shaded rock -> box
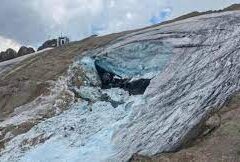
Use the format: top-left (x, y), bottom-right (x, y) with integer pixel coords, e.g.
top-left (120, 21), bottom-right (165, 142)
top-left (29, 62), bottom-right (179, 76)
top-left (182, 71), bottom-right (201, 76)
top-left (95, 62), bottom-right (151, 95)
top-left (0, 48), bottom-right (17, 62)
top-left (17, 46), bottom-right (35, 56)
top-left (0, 46), bottom-right (35, 63)
top-left (37, 39), bottom-right (57, 51)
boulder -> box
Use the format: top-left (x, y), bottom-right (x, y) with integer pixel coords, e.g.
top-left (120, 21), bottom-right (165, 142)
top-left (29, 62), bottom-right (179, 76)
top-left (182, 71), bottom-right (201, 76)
top-left (37, 39), bottom-right (57, 51)
top-left (17, 46), bottom-right (35, 56)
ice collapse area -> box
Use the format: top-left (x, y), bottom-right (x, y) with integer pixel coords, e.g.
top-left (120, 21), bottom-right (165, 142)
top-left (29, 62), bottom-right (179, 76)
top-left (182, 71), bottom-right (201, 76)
top-left (2, 10), bottom-right (240, 162)
top-left (0, 39), bottom-right (173, 162)
top-left (95, 40), bottom-right (173, 79)
top-left (94, 40), bottom-right (173, 95)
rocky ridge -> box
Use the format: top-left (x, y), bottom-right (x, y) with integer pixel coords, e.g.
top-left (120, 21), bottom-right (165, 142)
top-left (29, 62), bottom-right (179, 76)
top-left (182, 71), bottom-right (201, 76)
top-left (37, 39), bottom-right (57, 51)
top-left (0, 46), bottom-right (35, 63)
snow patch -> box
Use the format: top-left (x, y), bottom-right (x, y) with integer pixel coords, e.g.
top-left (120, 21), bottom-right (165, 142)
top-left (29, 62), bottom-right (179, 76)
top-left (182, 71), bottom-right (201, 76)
top-left (0, 48), bottom-right (53, 75)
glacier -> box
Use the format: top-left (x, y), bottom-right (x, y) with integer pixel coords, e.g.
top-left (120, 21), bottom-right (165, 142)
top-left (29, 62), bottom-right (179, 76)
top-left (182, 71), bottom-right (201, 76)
top-left (1, 10), bottom-right (240, 162)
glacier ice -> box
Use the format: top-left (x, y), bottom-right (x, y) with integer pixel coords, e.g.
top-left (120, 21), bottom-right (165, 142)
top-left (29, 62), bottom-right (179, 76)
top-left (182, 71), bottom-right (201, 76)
top-left (95, 40), bottom-right (173, 79)
top-left (2, 10), bottom-right (240, 162)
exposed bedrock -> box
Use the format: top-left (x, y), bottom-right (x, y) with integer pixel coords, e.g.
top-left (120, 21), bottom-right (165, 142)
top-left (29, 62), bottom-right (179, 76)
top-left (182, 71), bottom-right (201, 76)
top-left (17, 46), bottom-right (35, 56)
top-left (37, 39), bottom-right (57, 51)
top-left (95, 63), bottom-right (151, 95)
top-left (0, 48), bottom-right (17, 62)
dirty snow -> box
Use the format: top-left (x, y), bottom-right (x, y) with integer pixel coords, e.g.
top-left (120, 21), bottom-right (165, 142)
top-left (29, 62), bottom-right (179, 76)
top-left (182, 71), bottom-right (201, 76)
top-left (0, 87), bottom-right (144, 162)
top-left (2, 10), bottom-right (240, 162)
top-left (0, 76), bottom-right (72, 128)
top-left (0, 48), bottom-right (52, 75)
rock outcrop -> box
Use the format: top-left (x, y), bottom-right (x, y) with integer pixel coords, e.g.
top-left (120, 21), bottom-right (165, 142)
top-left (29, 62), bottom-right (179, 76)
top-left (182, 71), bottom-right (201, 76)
top-left (37, 39), bottom-right (57, 51)
top-left (0, 48), bottom-right (17, 62)
top-left (17, 46), bottom-right (35, 56)
top-left (0, 46), bottom-right (35, 63)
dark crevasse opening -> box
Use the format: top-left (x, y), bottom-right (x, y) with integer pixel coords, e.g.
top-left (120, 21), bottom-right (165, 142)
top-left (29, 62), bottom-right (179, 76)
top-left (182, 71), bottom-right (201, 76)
top-left (94, 62), bottom-right (150, 95)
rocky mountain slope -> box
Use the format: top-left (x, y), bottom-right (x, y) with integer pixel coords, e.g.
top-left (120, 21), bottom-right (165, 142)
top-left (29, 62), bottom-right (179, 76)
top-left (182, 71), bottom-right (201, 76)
top-left (1, 6), bottom-right (240, 162)
top-left (0, 46), bottom-right (35, 63)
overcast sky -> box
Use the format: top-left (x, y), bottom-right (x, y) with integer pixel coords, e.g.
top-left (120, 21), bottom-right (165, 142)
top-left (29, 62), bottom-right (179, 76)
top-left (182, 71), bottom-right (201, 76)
top-left (0, 0), bottom-right (239, 51)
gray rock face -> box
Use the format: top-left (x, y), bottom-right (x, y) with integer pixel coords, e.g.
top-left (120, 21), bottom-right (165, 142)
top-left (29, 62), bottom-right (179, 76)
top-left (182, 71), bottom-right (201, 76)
top-left (0, 48), bottom-right (17, 62)
top-left (0, 46), bottom-right (35, 63)
top-left (110, 11), bottom-right (240, 161)
top-left (17, 46), bottom-right (35, 56)
top-left (37, 39), bottom-right (57, 51)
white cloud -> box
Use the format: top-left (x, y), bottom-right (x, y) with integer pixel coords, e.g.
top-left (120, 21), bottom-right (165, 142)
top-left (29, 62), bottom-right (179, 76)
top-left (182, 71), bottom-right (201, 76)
top-left (0, 0), bottom-right (239, 48)
top-left (0, 36), bottom-right (21, 52)
top-left (28, 0), bottom-right (168, 39)
top-left (28, 0), bottom-right (238, 39)
top-left (166, 0), bottom-right (240, 19)
top-left (94, 0), bottom-right (167, 34)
